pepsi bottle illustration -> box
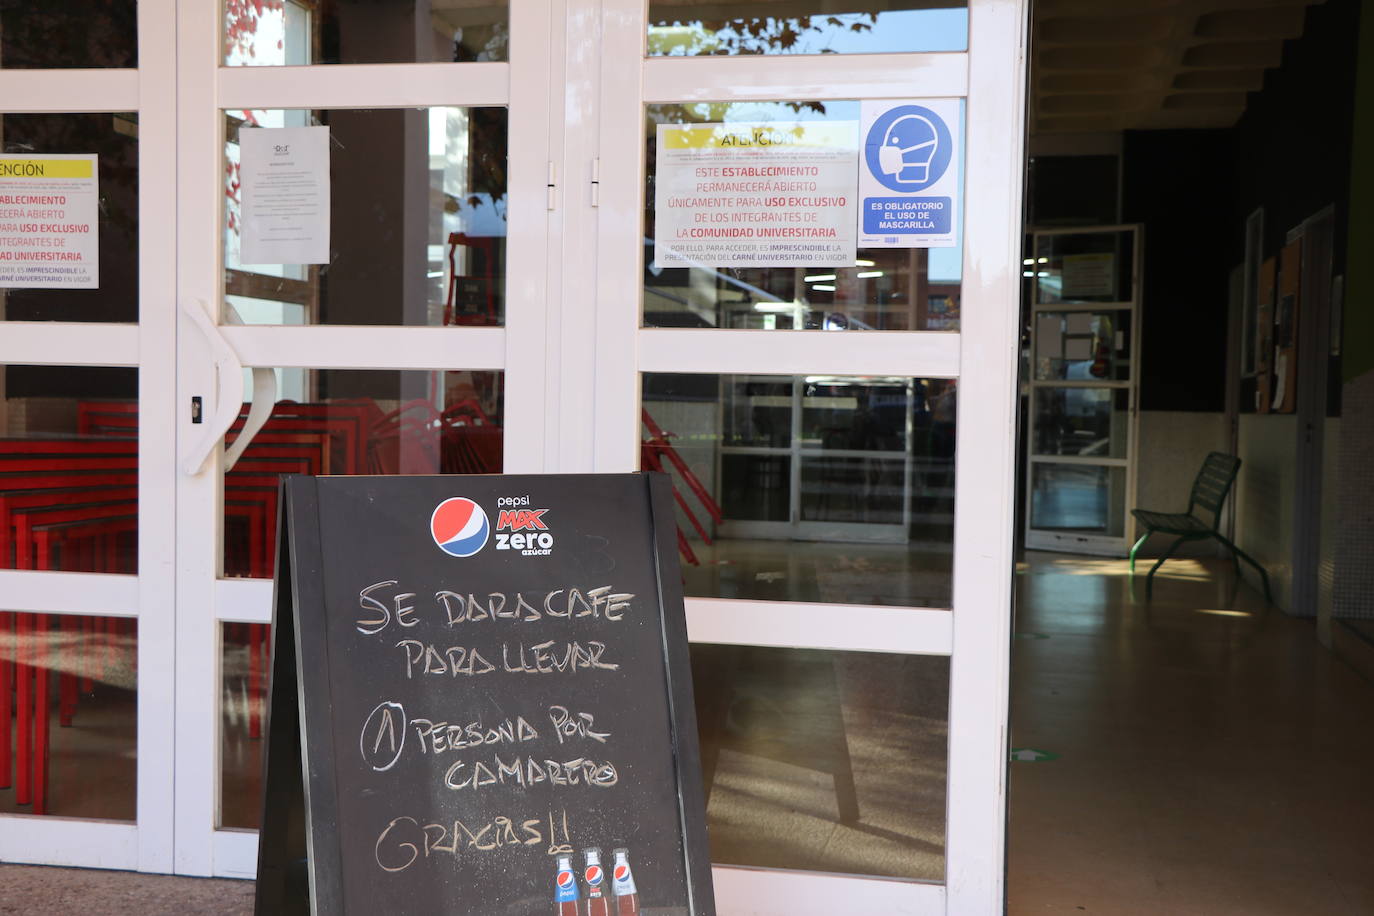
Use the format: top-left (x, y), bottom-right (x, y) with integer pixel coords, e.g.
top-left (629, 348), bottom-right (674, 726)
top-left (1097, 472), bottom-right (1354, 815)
top-left (582, 847), bottom-right (610, 916)
top-left (611, 848), bottom-right (641, 916)
top-left (554, 854), bottom-right (580, 916)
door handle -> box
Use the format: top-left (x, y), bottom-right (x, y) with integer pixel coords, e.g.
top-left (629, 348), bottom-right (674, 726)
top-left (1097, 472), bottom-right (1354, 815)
top-left (181, 300), bottom-right (279, 475)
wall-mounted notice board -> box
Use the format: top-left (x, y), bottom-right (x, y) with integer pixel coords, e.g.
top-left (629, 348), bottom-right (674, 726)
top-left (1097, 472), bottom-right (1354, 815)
top-left (254, 473), bottom-right (715, 916)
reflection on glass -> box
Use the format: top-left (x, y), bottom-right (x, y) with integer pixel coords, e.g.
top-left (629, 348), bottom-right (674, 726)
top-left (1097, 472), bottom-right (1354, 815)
top-left (0, 612), bottom-right (137, 820)
top-left (0, 113), bottom-right (139, 323)
top-left (691, 644), bottom-right (947, 878)
top-left (0, 366), bottom-right (138, 573)
top-left (224, 0), bottom-right (509, 65)
top-left (1033, 311), bottom-right (1131, 381)
top-left (1033, 230), bottom-right (1135, 305)
top-left (644, 102), bottom-right (962, 332)
top-left (1032, 388), bottom-right (1129, 459)
top-left (0, 4), bottom-right (137, 68)
top-left (647, 2), bottom-right (967, 56)
top-left (1029, 462), bottom-right (1127, 537)
top-left (223, 107), bottom-right (507, 327)
top-left (643, 373), bottom-right (955, 608)
top-left (221, 621), bottom-right (268, 829)
top-left (221, 369), bottom-right (503, 578)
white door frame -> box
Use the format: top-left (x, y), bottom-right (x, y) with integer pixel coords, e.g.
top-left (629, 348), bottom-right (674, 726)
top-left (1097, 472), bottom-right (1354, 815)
top-left (171, 0), bottom-right (556, 877)
top-left (592, 1), bottom-right (1027, 911)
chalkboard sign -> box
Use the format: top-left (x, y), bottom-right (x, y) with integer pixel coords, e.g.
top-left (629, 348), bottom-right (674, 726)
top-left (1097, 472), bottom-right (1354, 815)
top-left (255, 473), bottom-right (714, 916)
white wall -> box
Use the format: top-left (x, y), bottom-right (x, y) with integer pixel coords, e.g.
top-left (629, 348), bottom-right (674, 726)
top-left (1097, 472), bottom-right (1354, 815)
top-left (1131, 410), bottom-right (1228, 556)
top-left (1236, 413), bottom-right (1298, 609)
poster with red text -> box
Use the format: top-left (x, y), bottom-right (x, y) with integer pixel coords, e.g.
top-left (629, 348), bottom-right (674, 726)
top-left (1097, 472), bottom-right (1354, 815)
top-left (0, 154), bottom-right (99, 288)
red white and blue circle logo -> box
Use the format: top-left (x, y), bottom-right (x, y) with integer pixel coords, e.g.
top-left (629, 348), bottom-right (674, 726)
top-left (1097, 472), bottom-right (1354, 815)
top-left (584, 865), bottom-right (603, 886)
top-left (430, 497), bottom-right (490, 557)
top-left (614, 865), bottom-right (629, 882)
top-left (557, 870), bottom-right (576, 891)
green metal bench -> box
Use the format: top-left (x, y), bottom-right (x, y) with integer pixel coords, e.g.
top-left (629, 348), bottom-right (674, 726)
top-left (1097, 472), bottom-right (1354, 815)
top-left (1128, 451), bottom-right (1271, 601)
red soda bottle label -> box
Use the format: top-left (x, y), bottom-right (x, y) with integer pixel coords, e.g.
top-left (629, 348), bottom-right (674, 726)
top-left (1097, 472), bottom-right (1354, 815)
top-left (585, 864), bottom-right (609, 916)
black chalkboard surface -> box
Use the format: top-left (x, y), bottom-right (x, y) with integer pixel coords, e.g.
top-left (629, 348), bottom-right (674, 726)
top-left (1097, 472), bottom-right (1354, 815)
top-left (255, 473), bottom-right (714, 916)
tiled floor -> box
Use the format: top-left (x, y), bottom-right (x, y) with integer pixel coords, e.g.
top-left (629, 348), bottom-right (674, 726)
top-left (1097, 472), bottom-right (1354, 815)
top-left (1008, 551), bottom-right (1374, 914)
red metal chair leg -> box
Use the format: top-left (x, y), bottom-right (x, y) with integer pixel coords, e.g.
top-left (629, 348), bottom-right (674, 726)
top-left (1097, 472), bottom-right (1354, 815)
top-left (16, 612), bottom-right (31, 805)
top-left (0, 611), bottom-right (11, 789)
top-left (33, 615), bottom-right (50, 815)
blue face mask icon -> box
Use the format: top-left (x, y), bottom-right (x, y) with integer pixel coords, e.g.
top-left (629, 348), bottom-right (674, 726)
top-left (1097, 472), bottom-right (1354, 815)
top-left (864, 104), bottom-right (953, 194)
top-left (878, 114), bottom-right (939, 184)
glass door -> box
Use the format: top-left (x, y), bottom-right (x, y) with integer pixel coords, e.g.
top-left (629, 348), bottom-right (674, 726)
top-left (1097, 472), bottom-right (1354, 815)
top-left (590, 0), bottom-right (1027, 911)
top-left (0, 0), bottom-right (178, 871)
top-left (171, 0), bottom-right (553, 876)
top-left (1025, 226), bottom-right (1142, 556)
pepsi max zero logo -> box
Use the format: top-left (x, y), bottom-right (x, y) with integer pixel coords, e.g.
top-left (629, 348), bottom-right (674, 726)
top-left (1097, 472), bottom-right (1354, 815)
top-left (430, 498), bottom-right (490, 557)
top-left (584, 865), bottom-right (603, 886)
top-left (493, 496), bottom-right (554, 556)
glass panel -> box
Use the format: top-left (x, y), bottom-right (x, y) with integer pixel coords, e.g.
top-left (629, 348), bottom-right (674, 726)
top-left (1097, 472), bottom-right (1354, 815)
top-left (0, 4), bottom-right (137, 68)
top-left (0, 612), bottom-right (137, 819)
top-left (647, 2), bottom-right (967, 56)
top-left (221, 620), bottom-right (268, 829)
top-left (0, 113), bottom-right (139, 323)
top-left (691, 644), bottom-right (947, 879)
top-left (800, 456), bottom-right (905, 523)
top-left (1033, 230), bottom-right (1134, 305)
top-left (0, 366), bottom-right (138, 574)
top-left (223, 107), bottom-right (507, 327)
top-left (1032, 310), bottom-right (1131, 381)
top-left (643, 373), bottom-right (956, 608)
top-left (221, 369), bottom-right (502, 578)
top-left (224, 0), bottom-right (509, 65)
top-left (1032, 388), bottom-right (1130, 459)
top-left (644, 101), bottom-right (963, 332)
top-left (1029, 462), bottom-right (1127, 538)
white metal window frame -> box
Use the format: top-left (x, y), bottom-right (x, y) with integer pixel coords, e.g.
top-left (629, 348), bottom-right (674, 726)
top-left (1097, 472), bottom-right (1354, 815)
top-left (1024, 224), bottom-right (1143, 557)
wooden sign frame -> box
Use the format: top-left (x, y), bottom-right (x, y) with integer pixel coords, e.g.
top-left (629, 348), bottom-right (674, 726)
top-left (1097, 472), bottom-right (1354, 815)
top-left (255, 473), bottom-right (715, 916)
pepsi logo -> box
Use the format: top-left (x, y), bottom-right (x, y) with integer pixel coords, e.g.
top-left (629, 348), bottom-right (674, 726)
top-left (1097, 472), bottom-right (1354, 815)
top-left (584, 865), bottom-right (603, 886)
top-left (430, 497), bottom-right (490, 557)
top-left (614, 865), bottom-right (629, 881)
top-left (557, 871), bottom-right (576, 890)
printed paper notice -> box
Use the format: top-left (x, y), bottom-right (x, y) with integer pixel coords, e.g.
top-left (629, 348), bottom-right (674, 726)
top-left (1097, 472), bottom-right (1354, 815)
top-left (0, 154), bottom-right (99, 289)
top-left (1062, 253), bottom-right (1115, 298)
top-left (858, 99), bottom-right (962, 248)
top-left (240, 126), bottom-right (330, 265)
top-left (654, 121), bottom-right (858, 269)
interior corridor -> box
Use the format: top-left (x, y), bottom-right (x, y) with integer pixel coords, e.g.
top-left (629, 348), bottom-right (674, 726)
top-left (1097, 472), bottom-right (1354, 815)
top-left (1008, 551), bottom-right (1374, 914)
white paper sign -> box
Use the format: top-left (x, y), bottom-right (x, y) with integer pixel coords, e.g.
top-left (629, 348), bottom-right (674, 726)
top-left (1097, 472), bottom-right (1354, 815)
top-left (0, 154), bottom-right (99, 289)
top-left (654, 121), bottom-right (858, 269)
top-left (240, 126), bottom-right (330, 265)
top-left (857, 99), bottom-right (961, 248)
top-left (1062, 253), bottom-right (1115, 298)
